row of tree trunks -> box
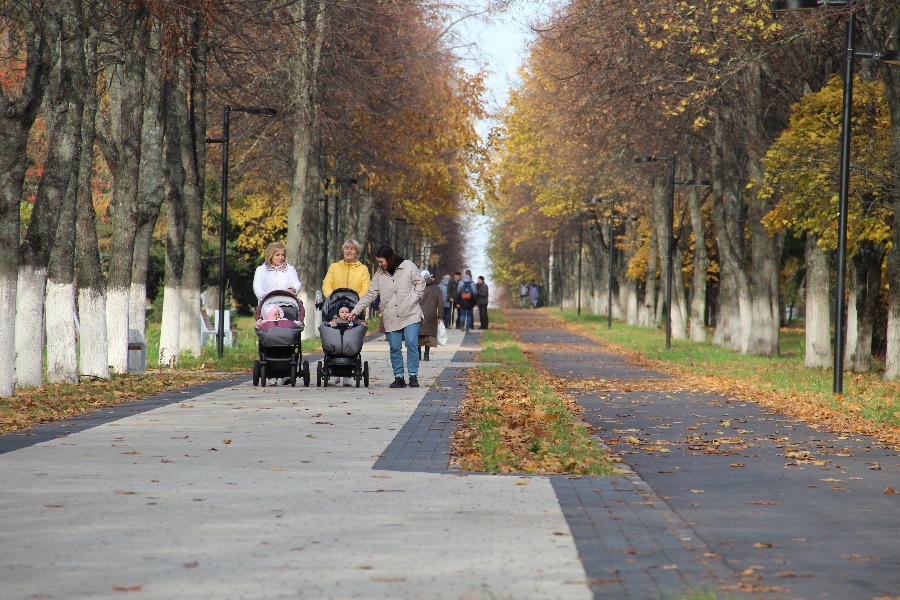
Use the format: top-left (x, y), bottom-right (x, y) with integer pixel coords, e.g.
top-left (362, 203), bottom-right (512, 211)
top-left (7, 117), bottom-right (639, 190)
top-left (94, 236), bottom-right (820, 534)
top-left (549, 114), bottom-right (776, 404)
top-left (688, 188), bottom-right (710, 342)
top-left (16, 1), bottom-right (80, 388)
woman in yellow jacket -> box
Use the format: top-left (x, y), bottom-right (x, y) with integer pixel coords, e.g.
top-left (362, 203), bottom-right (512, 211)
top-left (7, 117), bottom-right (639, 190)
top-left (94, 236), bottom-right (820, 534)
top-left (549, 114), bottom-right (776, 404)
top-left (323, 239), bottom-right (371, 297)
top-left (322, 239), bottom-right (371, 386)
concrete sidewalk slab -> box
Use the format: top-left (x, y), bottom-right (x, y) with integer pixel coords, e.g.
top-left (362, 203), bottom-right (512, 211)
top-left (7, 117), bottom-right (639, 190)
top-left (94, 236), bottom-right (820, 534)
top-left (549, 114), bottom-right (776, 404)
top-left (0, 328), bottom-right (592, 600)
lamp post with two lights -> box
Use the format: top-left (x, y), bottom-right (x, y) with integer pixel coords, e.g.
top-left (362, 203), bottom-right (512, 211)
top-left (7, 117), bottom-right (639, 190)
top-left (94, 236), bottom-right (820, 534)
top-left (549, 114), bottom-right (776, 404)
top-left (206, 105), bottom-right (277, 358)
top-left (635, 155), bottom-right (710, 350)
top-left (772, 0), bottom-right (900, 393)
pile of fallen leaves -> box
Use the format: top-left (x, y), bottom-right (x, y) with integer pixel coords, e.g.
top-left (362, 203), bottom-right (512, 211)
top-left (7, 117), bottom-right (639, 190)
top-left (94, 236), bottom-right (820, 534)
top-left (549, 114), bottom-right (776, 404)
top-left (0, 372), bottom-right (230, 434)
top-left (451, 329), bottom-right (615, 475)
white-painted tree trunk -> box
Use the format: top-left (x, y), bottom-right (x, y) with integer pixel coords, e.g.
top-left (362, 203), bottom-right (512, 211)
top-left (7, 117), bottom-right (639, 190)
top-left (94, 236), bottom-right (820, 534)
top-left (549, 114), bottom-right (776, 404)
top-left (0, 275), bottom-right (17, 396)
top-left (15, 265), bottom-right (48, 388)
top-left (129, 267), bottom-right (148, 346)
top-left (78, 287), bottom-right (109, 378)
top-left (804, 237), bottom-right (832, 368)
top-left (625, 278), bottom-right (638, 325)
top-left (158, 285), bottom-right (181, 367)
top-left (179, 287), bottom-right (202, 356)
top-left (844, 271), bottom-right (857, 370)
top-left (45, 280), bottom-right (78, 383)
top-left (106, 288), bottom-right (130, 374)
top-left (884, 302), bottom-right (900, 379)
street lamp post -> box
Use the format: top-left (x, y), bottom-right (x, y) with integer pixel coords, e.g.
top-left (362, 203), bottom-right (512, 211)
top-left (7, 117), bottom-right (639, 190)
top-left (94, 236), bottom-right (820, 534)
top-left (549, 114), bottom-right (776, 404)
top-left (772, 0), bottom-right (900, 393)
top-left (635, 155), bottom-right (710, 350)
top-left (206, 105), bottom-right (276, 358)
top-left (601, 197), bottom-right (615, 330)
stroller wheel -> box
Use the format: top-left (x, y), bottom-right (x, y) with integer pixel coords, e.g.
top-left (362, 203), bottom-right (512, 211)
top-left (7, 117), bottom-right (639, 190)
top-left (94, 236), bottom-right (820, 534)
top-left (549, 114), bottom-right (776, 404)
top-left (316, 361), bottom-right (322, 387)
top-left (252, 360), bottom-right (260, 386)
top-left (363, 361), bottom-right (369, 387)
top-left (260, 363), bottom-right (267, 387)
top-left (290, 362), bottom-right (297, 387)
top-left (302, 360), bottom-right (310, 387)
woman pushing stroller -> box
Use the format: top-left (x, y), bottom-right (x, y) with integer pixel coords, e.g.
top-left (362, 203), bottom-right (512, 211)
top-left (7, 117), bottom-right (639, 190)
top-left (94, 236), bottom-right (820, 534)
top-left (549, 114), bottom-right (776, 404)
top-left (348, 245), bottom-right (424, 388)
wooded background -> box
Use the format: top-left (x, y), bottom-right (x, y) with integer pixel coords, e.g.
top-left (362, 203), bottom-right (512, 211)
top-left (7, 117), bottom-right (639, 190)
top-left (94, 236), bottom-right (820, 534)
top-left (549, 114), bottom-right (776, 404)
top-left (487, 0), bottom-right (900, 381)
top-left (0, 0), bottom-right (485, 396)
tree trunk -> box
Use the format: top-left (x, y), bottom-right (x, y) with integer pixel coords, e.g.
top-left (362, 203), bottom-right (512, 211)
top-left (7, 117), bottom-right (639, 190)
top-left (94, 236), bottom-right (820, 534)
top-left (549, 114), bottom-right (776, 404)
top-left (179, 13), bottom-right (207, 357)
top-left (128, 27), bottom-right (165, 352)
top-left (74, 20), bottom-right (107, 380)
top-left (851, 241), bottom-right (885, 373)
top-left (101, 5), bottom-right (149, 374)
top-left (158, 74), bottom-right (187, 367)
top-left (0, 3), bottom-right (50, 397)
top-left (46, 164), bottom-right (79, 384)
top-left (844, 262), bottom-right (857, 369)
top-left (880, 8), bottom-right (900, 379)
top-left (652, 177), bottom-right (687, 339)
top-left (641, 226), bottom-right (657, 328)
top-left (16, 3), bottom-right (80, 387)
top-left (804, 235), bottom-right (832, 368)
top-left (689, 189), bottom-right (710, 342)
top-left (297, 150), bottom-right (324, 339)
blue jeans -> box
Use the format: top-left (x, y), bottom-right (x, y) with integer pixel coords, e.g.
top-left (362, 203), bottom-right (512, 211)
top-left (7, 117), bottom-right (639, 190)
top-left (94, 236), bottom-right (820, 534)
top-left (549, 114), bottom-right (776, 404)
top-left (459, 307), bottom-right (474, 332)
top-left (385, 322), bottom-right (420, 378)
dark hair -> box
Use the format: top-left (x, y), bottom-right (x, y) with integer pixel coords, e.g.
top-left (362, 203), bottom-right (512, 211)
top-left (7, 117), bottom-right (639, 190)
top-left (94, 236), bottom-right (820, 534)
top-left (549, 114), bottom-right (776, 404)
top-left (478, 276), bottom-right (484, 281)
top-left (454, 271), bottom-right (461, 276)
top-left (375, 245), bottom-right (403, 275)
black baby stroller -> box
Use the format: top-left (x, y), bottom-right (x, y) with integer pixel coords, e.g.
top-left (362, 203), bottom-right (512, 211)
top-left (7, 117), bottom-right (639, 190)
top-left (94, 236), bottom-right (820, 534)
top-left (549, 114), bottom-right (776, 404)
top-left (252, 290), bottom-right (310, 387)
top-left (317, 288), bottom-right (369, 387)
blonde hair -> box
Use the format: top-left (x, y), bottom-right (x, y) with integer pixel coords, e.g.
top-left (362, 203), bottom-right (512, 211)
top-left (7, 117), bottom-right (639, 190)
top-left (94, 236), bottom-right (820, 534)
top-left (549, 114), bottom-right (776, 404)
top-left (264, 242), bottom-right (287, 264)
top-left (342, 239), bottom-right (362, 259)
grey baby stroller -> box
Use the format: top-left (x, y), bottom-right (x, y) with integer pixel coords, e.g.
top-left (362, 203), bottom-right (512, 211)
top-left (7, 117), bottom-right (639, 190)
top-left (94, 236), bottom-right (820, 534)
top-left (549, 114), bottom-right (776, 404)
top-left (253, 290), bottom-right (310, 387)
top-left (317, 288), bottom-right (369, 387)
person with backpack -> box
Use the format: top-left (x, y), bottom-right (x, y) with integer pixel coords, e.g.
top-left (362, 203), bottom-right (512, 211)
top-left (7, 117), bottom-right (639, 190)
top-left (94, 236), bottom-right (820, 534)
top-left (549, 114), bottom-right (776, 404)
top-left (518, 281), bottom-right (528, 308)
top-left (455, 271), bottom-right (478, 333)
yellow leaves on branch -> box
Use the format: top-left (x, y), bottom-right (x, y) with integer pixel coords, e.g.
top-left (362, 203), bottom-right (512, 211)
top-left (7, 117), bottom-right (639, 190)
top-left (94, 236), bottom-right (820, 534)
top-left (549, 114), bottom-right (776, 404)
top-left (760, 75), bottom-right (892, 250)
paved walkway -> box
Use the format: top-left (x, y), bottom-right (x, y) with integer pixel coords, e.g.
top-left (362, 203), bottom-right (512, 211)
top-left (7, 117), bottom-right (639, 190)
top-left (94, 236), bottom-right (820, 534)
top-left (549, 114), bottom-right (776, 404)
top-left (1, 312), bottom-right (898, 599)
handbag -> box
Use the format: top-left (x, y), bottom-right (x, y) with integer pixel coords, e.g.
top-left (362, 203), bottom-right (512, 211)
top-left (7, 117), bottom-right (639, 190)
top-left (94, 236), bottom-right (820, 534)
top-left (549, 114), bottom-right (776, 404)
top-left (437, 321), bottom-right (448, 346)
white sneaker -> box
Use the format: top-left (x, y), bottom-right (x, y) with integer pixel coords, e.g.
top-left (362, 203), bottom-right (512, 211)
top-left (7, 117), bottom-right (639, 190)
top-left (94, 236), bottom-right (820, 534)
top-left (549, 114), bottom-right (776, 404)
top-left (329, 377), bottom-right (340, 386)
top-left (342, 377), bottom-right (353, 386)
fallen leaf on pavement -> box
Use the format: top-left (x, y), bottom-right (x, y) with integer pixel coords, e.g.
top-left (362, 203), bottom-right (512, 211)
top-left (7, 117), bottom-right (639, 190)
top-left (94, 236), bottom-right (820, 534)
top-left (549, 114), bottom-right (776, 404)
top-left (267, 466), bottom-right (285, 471)
top-left (182, 561), bottom-right (198, 568)
top-left (730, 463), bottom-right (745, 467)
top-left (515, 479), bottom-right (529, 485)
top-left (112, 585), bottom-right (143, 592)
top-left (114, 490), bottom-right (136, 495)
top-left (820, 478), bottom-right (842, 482)
top-left (121, 451), bottom-right (142, 455)
top-left (752, 542), bottom-right (773, 548)
top-left (222, 439), bottom-right (231, 444)
top-left (746, 501), bottom-right (780, 505)
top-left (885, 487), bottom-right (898, 495)
top-left (690, 489), bottom-right (704, 493)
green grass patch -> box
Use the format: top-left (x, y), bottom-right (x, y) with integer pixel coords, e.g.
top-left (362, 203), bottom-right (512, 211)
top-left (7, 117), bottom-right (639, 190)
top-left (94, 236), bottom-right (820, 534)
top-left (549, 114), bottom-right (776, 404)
top-left (557, 310), bottom-right (900, 429)
top-left (455, 324), bottom-right (616, 475)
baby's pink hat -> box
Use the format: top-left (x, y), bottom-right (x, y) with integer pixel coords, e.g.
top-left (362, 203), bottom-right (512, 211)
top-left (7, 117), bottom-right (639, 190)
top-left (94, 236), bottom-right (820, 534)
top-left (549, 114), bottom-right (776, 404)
top-left (264, 305), bottom-right (283, 320)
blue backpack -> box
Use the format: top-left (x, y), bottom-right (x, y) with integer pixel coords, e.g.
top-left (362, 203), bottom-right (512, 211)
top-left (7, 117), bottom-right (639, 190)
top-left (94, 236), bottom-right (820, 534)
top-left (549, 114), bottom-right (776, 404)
top-left (460, 282), bottom-right (473, 301)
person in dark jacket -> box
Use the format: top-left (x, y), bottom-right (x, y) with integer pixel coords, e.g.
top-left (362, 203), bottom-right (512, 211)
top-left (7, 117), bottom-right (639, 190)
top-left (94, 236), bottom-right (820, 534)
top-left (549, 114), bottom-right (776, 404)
top-left (455, 272), bottom-right (478, 333)
top-left (448, 271), bottom-right (461, 329)
top-left (476, 276), bottom-right (489, 330)
top-left (418, 270), bottom-right (443, 360)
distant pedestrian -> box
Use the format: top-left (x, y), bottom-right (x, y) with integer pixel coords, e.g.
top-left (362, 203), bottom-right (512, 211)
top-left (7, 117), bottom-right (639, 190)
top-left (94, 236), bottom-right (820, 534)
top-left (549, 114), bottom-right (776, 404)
top-left (527, 280), bottom-right (539, 309)
top-left (476, 276), bottom-right (489, 330)
top-left (418, 270), bottom-right (443, 361)
top-left (518, 281), bottom-right (528, 308)
top-left (449, 271), bottom-right (462, 329)
top-left (439, 274), bottom-right (452, 326)
top-left (349, 245), bottom-right (424, 388)
top-left (455, 272), bottom-right (478, 333)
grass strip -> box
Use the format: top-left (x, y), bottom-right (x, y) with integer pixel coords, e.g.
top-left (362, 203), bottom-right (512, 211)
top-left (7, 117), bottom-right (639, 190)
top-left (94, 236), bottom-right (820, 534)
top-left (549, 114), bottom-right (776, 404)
top-left (556, 310), bottom-right (900, 444)
top-left (453, 320), bottom-right (615, 475)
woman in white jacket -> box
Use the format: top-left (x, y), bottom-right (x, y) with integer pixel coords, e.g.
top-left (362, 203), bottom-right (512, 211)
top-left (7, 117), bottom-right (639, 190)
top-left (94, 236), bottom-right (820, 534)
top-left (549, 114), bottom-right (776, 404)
top-left (253, 242), bottom-right (302, 302)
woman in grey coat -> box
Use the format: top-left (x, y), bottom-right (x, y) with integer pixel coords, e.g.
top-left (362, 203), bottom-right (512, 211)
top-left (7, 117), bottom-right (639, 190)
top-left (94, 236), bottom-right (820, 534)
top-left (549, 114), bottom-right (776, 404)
top-left (350, 245), bottom-right (425, 388)
top-left (417, 270), bottom-right (443, 361)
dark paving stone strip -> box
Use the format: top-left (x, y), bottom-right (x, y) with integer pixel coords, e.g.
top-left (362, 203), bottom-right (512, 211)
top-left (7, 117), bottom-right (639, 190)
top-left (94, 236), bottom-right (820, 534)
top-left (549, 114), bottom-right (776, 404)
top-left (372, 367), bottom-right (466, 473)
top-left (553, 475), bottom-right (732, 600)
top-left (0, 374), bottom-right (250, 455)
top-left (451, 350), bottom-right (479, 362)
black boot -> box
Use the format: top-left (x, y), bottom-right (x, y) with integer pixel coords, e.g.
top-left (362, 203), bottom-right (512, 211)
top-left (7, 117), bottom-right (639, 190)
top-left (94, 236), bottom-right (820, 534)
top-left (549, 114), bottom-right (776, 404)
top-left (389, 377), bottom-right (407, 388)
top-left (424, 347), bottom-right (430, 361)
top-left (408, 376), bottom-right (419, 387)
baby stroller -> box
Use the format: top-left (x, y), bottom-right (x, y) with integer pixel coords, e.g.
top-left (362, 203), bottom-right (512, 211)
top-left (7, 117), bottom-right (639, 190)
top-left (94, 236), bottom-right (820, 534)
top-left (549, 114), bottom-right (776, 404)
top-left (317, 288), bottom-right (369, 387)
top-left (252, 290), bottom-right (310, 387)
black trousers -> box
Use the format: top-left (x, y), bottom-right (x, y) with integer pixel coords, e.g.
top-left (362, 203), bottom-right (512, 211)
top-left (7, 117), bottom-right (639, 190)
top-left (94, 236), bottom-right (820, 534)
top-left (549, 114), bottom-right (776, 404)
top-left (478, 304), bottom-right (488, 329)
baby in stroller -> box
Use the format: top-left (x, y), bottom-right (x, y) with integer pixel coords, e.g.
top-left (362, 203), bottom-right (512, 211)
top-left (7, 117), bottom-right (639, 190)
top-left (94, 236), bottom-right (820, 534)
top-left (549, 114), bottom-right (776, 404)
top-left (253, 290), bottom-right (310, 387)
top-left (317, 288), bottom-right (369, 387)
